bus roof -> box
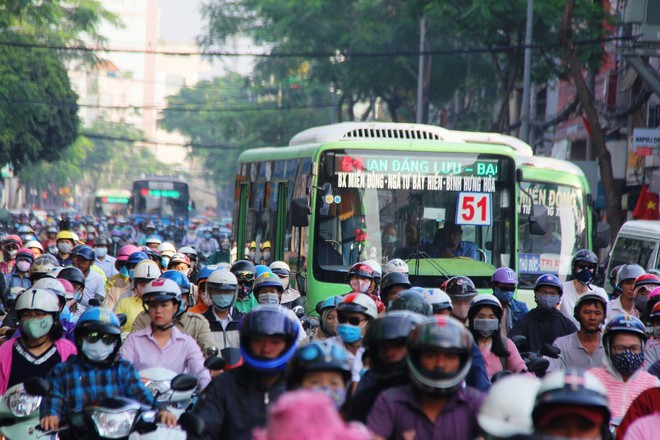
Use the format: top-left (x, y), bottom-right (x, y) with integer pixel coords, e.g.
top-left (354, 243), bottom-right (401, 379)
top-left (518, 155), bottom-right (587, 178)
top-left (94, 189), bottom-right (131, 197)
top-left (288, 122), bottom-right (533, 156)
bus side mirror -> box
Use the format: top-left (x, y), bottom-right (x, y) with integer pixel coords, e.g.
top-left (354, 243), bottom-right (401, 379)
top-left (529, 205), bottom-right (548, 236)
top-left (594, 222), bottom-right (610, 249)
top-left (291, 198), bottom-right (310, 227)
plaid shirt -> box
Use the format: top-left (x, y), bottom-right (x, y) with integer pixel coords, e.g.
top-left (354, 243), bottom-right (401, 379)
top-left (40, 355), bottom-right (153, 418)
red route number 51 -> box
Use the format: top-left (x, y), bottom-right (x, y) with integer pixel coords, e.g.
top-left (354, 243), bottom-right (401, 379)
top-left (456, 193), bottom-right (492, 226)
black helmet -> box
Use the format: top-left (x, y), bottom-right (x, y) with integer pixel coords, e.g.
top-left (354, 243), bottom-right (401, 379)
top-left (286, 340), bottom-right (351, 389)
top-left (363, 311), bottom-right (425, 381)
top-left (94, 235), bottom-right (110, 246)
top-left (571, 249), bottom-right (598, 276)
top-left (616, 264), bottom-right (646, 289)
top-left (534, 274), bottom-right (563, 295)
top-left (388, 289), bottom-right (432, 316)
top-left (239, 305), bottom-right (299, 374)
top-left (231, 259), bottom-right (256, 285)
top-left (609, 264), bottom-right (623, 292)
top-left (602, 314), bottom-right (647, 356)
top-left (380, 272), bottom-right (412, 301)
top-left (573, 292), bottom-right (608, 322)
top-left (57, 266), bottom-right (86, 289)
top-left (73, 244), bottom-right (96, 261)
top-left (444, 276), bottom-right (478, 299)
top-left (407, 316), bottom-right (473, 396)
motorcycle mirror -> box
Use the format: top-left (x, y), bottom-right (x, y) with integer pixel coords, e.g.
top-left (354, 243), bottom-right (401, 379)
top-left (540, 343), bottom-right (561, 359)
top-left (116, 313), bottom-right (128, 328)
top-left (206, 347), bottom-right (219, 358)
top-left (170, 374), bottom-right (198, 392)
top-left (292, 305), bottom-right (305, 318)
top-left (204, 356), bottom-right (226, 371)
top-left (88, 299), bottom-right (101, 307)
top-left (510, 335), bottom-right (528, 353)
top-left (24, 377), bottom-right (51, 396)
top-left (179, 412), bottom-right (205, 437)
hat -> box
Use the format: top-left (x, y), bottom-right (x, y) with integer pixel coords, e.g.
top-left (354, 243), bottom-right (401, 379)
top-left (536, 404), bottom-right (605, 430)
top-left (251, 390), bottom-right (370, 440)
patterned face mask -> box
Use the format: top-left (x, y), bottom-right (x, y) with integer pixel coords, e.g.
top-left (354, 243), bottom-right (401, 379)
top-left (350, 278), bottom-right (370, 294)
top-left (610, 351), bottom-right (644, 377)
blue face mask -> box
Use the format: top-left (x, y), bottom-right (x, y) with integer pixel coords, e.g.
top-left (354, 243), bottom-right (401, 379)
top-left (204, 233), bottom-right (212, 239)
top-left (337, 323), bottom-right (362, 343)
top-left (211, 294), bottom-right (234, 310)
top-left (493, 287), bottom-right (514, 304)
top-left (128, 269), bottom-right (135, 280)
top-left (385, 235), bottom-right (397, 244)
top-left (119, 266), bottom-right (129, 278)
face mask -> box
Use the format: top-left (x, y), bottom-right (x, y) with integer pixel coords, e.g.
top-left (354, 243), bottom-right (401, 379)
top-left (237, 284), bottom-right (252, 299)
top-left (21, 315), bottom-right (54, 340)
top-left (654, 325), bottom-right (660, 339)
top-left (536, 294), bottom-right (560, 311)
top-left (48, 246), bottom-right (58, 255)
top-left (493, 288), bottom-right (514, 305)
top-left (161, 257), bottom-right (170, 268)
top-left (112, 236), bottom-right (121, 243)
top-left (279, 277), bottom-right (290, 290)
top-left (311, 386), bottom-right (347, 408)
top-left (88, 233), bottom-right (96, 240)
top-left (610, 351), bottom-right (644, 377)
top-left (575, 267), bottom-right (593, 285)
top-left (128, 269), bottom-right (135, 280)
top-left (263, 251), bottom-right (271, 261)
top-left (473, 318), bottom-right (499, 338)
top-left (119, 266), bottom-right (129, 278)
top-left (204, 233), bottom-right (212, 239)
top-left (82, 339), bottom-right (116, 362)
top-left (350, 278), bottom-right (371, 294)
top-left (337, 323), bottom-right (362, 343)
top-left (95, 247), bottom-right (107, 258)
top-left (58, 243), bottom-right (73, 254)
top-left (635, 295), bottom-right (650, 315)
top-left (211, 294), bottom-right (234, 310)
top-left (221, 242), bottom-right (230, 251)
top-left (249, 251), bottom-right (256, 260)
top-left (16, 261), bottom-right (31, 273)
top-left (6, 249), bottom-right (18, 259)
top-left (385, 235), bottom-right (397, 244)
top-left (258, 293), bottom-right (280, 305)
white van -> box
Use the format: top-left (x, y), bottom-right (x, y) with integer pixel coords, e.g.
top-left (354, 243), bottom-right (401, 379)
top-left (605, 220), bottom-right (660, 293)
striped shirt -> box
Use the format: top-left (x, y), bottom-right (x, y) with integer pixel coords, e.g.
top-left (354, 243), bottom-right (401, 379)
top-left (589, 363), bottom-right (659, 420)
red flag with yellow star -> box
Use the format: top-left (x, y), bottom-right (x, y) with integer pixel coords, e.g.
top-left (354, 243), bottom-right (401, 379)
top-left (633, 184), bottom-right (659, 220)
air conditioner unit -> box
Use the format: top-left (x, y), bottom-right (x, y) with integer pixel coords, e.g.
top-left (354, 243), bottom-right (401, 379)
top-left (624, 0), bottom-right (660, 43)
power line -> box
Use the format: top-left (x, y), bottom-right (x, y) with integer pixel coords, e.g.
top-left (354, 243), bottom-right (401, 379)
top-left (80, 132), bottom-right (239, 149)
top-left (0, 35), bottom-right (633, 58)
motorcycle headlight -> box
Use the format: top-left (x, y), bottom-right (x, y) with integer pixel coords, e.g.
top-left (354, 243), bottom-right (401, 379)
top-left (5, 389), bottom-right (41, 418)
top-left (90, 409), bottom-right (138, 439)
top-left (144, 380), bottom-right (172, 401)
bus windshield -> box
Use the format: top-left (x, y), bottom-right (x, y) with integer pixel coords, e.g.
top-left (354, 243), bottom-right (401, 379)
top-left (517, 181), bottom-right (588, 288)
top-left (132, 180), bottom-right (189, 219)
top-left (313, 149), bottom-right (516, 288)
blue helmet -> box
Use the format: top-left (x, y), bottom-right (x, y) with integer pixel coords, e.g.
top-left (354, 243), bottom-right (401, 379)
top-left (602, 314), bottom-right (647, 356)
top-left (255, 264), bottom-right (272, 278)
top-left (73, 245), bottom-right (96, 261)
top-left (198, 264), bottom-right (221, 283)
top-left (239, 305), bottom-right (299, 374)
top-left (159, 270), bottom-right (191, 295)
top-left (534, 274), bottom-right (563, 295)
top-left (74, 307), bottom-right (122, 365)
top-left (286, 340), bottom-right (351, 389)
top-left (127, 251), bottom-right (149, 265)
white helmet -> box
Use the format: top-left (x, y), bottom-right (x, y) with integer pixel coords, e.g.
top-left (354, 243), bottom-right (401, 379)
top-left (145, 235), bottom-right (162, 246)
top-left (32, 278), bottom-right (67, 301)
top-left (337, 292), bottom-right (379, 320)
top-left (363, 260), bottom-right (382, 278)
top-left (386, 258), bottom-right (409, 274)
top-left (423, 288), bottom-right (453, 313)
top-left (15, 288), bottom-right (60, 313)
top-left (25, 240), bottom-right (44, 251)
top-left (269, 261), bottom-right (290, 276)
top-left (178, 246), bottom-right (197, 256)
top-left (133, 260), bottom-right (161, 280)
top-left (478, 375), bottom-right (541, 438)
top-left (157, 242), bottom-right (177, 257)
top-left (207, 270), bottom-right (238, 294)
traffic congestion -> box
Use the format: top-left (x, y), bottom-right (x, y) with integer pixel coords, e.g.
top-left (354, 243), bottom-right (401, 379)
top-left (0, 197), bottom-right (658, 439)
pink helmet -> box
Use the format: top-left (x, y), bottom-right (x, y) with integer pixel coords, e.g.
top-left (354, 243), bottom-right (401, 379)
top-left (492, 267), bottom-right (518, 284)
top-left (117, 245), bottom-right (140, 262)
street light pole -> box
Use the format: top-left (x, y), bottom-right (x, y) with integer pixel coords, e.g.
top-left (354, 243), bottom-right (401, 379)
top-left (521, 0), bottom-right (534, 143)
top-left (416, 15), bottom-right (426, 124)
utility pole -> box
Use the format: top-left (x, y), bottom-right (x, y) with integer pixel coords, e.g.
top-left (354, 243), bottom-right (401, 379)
top-left (521, 0), bottom-right (534, 142)
top-left (416, 15), bottom-right (426, 123)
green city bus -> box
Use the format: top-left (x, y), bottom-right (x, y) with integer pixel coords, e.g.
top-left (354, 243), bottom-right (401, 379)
top-left (232, 122), bottom-right (563, 309)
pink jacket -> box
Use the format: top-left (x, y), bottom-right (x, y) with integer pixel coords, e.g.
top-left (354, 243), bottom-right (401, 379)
top-left (0, 336), bottom-right (77, 394)
top-left (589, 360), bottom-right (660, 420)
top-left (478, 337), bottom-right (528, 379)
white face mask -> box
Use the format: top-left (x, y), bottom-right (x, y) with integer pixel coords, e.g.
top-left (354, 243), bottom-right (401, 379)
top-left (82, 339), bottom-right (116, 362)
top-left (95, 247), bottom-right (108, 258)
top-left (16, 261), bottom-right (31, 273)
top-left (258, 293), bottom-right (280, 305)
top-left (279, 276), bottom-right (290, 290)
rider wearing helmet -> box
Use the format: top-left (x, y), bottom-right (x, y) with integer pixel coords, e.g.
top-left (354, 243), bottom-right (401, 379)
top-left (144, 234), bottom-right (162, 251)
top-left (386, 258), bottom-right (409, 275)
top-left (57, 266), bottom-right (87, 320)
top-left (54, 230), bottom-right (75, 267)
top-left (532, 370), bottom-right (610, 440)
top-left (253, 272), bottom-right (306, 344)
top-left (92, 235), bottom-right (118, 279)
top-left (491, 267), bottom-right (528, 335)
top-left (29, 254), bottom-right (58, 283)
top-left (40, 307), bottom-right (177, 433)
top-left (103, 244), bottom-right (141, 309)
top-left (589, 314), bottom-right (659, 421)
top-left (379, 271), bottom-right (412, 306)
top-left (157, 241), bottom-right (177, 270)
top-left (312, 295), bottom-right (342, 341)
top-left (0, 234), bottom-right (23, 275)
top-left (24, 239), bottom-right (43, 258)
top-left (114, 260), bottom-right (160, 332)
top-left (201, 269), bottom-right (243, 350)
top-left (259, 241), bottom-right (272, 265)
top-left (632, 273), bottom-right (660, 321)
top-left (120, 278), bottom-right (211, 389)
top-left (387, 289), bottom-right (432, 316)
top-left (286, 340), bottom-right (351, 409)
top-left (423, 288), bottom-right (453, 316)
top-left (31, 277), bottom-right (77, 339)
top-left (559, 249), bottom-right (607, 327)
top-left (609, 263), bottom-right (646, 320)
top-left (208, 232), bottom-right (231, 264)
top-left (645, 293), bottom-right (660, 368)
top-left (468, 294), bottom-right (527, 379)
top-left (0, 288), bottom-right (76, 394)
top-left (4, 248), bottom-right (34, 297)
top-left (178, 245), bottom-right (199, 283)
top-left (444, 275), bottom-right (478, 322)
top-left (192, 305), bottom-right (300, 439)
top-left (510, 274), bottom-right (577, 354)
top-left (347, 262), bottom-right (385, 313)
top-left (189, 264), bottom-right (221, 314)
top-left (167, 253), bottom-right (198, 304)
top-left (269, 261), bottom-right (301, 309)
top-left (71, 245), bottom-right (106, 308)
top-left (366, 315), bottom-right (485, 439)
top-left (549, 292), bottom-right (607, 373)
top-left (344, 311), bottom-right (425, 422)
top-left (198, 228), bottom-right (220, 263)
top-left (362, 260), bottom-right (382, 298)
top-left (230, 259), bottom-right (259, 314)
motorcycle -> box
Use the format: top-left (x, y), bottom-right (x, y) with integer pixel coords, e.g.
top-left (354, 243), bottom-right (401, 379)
top-left (0, 382), bottom-right (53, 439)
top-left (24, 375), bottom-right (204, 440)
top-left (293, 305), bottom-right (319, 338)
top-left (139, 368), bottom-right (197, 418)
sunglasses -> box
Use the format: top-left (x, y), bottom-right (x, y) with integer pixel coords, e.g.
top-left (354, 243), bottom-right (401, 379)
top-left (337, 315), bottom-right (366, 326)
top-left (298, 343), bottom-right (347, 362)
top-left (84, 331), bottom-right (117, 345)
top-left (236, 272), bottom-right (255, 282)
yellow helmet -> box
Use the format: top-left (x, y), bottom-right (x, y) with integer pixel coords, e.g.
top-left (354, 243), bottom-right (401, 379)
top-left (56, 230), bottom-right (75, 242)
top-left (261, 241), bottom-right (271, 250)
top-left (250, 241), bottom-right (257, 249)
